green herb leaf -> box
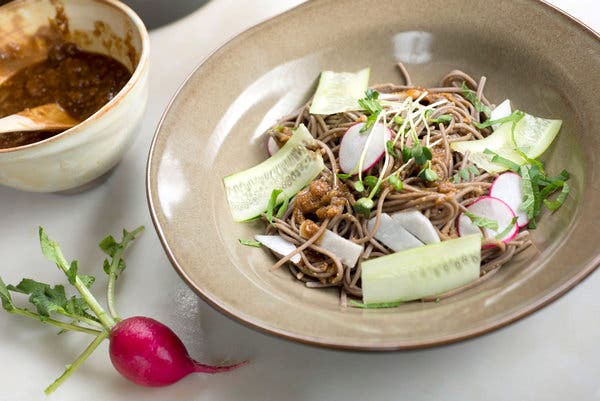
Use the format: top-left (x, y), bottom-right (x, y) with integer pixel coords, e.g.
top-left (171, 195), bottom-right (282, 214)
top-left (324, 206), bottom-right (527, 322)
top-left (349, 299), bottom-right (404, 309)
top-left (39, 227), bottom-right (61, 266)
top-left (483, 148), bottom-right (521, 172)
top-left (0, 276), bottom-right (14, 311)
top-left (364, 175), bottom-right (378, 188)
top-left (353, 197), bottom-right (374, 218)
top-left (520, 165), bottom-right (536, 220)
top-left (386, 140), bottom-right (398, 158)
top-left (429, 114), bottom-right (453, 125)
top-left (266, 189), bottom-right (283, 224)
top-left (393, 115), bottom-right (404, 125)
top-left (66, 261), bottom-right (78, 285)
top-left (495, 217), bottom-right (518, 240)
top-left (98, 235), bottom-right (119, 258)
top-left (461, 81), bottom-right (491, 115)
top-left (354, 180), bottom-right (365, 192)
top-left (452, 165), bottom-right (480, 184)
top-left (544, 182), bottom-right (570, 211)
top-left (464, 211), bottom-right (499, 231)
top-left (78, 275), bottom-right (95, 289)
top-left (401, 147), bottom-right (412, 163)
top-left (276, 196), bottom-right (290, 219)
top-left (239, 239), bottom-right (262, 247)
top-left (388, 175), bottom-right (403, 191)
top-left (418, 167), bottom-right (439, 182)
top-left (474, 110), bottom-right (525, 129)
top-left (358, 89), bottom-right (383, 132)
top-left (336, 173), bottom-right (352, 180)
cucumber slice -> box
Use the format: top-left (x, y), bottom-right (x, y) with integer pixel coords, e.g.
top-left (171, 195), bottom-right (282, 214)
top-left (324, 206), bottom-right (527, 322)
top-left (224, 124), bottom-right (324, 221)
top-left (362, 234), bottom-right (481, 303)
top-left (451, 113), bottom-right (562, 173)
top-left (309, 68), bottom-right (370, 115)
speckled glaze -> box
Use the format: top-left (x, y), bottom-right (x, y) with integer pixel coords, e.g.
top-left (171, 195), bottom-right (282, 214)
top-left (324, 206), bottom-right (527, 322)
top-left (0, 0), bottom-right (149, 192)
top-left (147, 0), bottom-right (600, 350)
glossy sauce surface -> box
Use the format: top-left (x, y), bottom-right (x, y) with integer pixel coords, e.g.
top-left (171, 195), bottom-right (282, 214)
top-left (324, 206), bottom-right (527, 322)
top-left (0, 42), bottom-right (131, 149)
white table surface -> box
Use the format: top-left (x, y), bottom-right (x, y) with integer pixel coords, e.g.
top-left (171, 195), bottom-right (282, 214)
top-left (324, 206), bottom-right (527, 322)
top-left (1, 1), bottom-right (599, 400)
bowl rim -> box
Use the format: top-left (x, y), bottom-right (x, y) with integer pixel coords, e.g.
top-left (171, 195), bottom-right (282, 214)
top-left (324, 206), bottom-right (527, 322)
top-left (0, 0), bottom-right (150, 154)
top-left (146, 0), bottom-right (600, 351)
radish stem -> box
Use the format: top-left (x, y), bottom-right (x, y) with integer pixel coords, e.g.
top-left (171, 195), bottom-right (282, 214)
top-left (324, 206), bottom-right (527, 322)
top-left (52, 245), bottom-right (115, 330)
top-left (106, 226), bottom-right (145, 320)
top-left (9, 308), bottom-right (103, 336)
top-left (44, 332), bottom-right (108, 395)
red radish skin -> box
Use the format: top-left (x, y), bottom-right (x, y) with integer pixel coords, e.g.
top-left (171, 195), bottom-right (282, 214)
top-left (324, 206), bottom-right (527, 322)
top-left (109, 317), bottom-right (245, 387)
top-left (490, 172), bottom-right (529, 228)
top-left (338, 122), bottom-right (393, 174)
top-left (457, 196), bottom-right (519, 247)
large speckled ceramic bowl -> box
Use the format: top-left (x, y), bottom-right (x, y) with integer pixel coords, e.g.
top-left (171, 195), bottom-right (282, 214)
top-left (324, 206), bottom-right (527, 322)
top-left (0, 0), bottom-right (149, 192)
top-left (147, 0), bottom-right (600, 350)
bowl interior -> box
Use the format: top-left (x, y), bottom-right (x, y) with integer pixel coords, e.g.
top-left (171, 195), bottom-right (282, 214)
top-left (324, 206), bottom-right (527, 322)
top-left (0, 0), bottom-right (144, 79)
top-left (148, 0), bottom-right (600, 349)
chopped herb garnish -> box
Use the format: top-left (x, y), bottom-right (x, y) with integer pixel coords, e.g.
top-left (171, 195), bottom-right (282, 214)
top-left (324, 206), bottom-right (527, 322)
top-left (276, 196), bottom-right (290, 219)
top-left (543, 182), bottom-right (570, 211)
top-left (495, 217), bottom-right (518, 240)
top-left (238, 239), bottom-right (262, 247)
top-left (349, 299), bottom-right (404, 309)
top-left (474, 110), bottom-right (525, 129)
top-left (388, 175), bottom-right (403, 191)
top-left (265, 189), bottom-right (283, 223)
top-left (410, 143), bottom-right (433, 166)
top-left (483, 148), bottom-right (521, 172)
top-left (461, 81), bottom-right (491, 115)
top-left (386, 140), bottom-right (398, 158)
top-left (464, 211), bottom-right (499, 231)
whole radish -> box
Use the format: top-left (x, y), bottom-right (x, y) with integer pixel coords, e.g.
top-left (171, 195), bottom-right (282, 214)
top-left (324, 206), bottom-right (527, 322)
top-left (0, 227), bottom-right (246, 394)
top-left (110, 317), bottom-right (245, 386)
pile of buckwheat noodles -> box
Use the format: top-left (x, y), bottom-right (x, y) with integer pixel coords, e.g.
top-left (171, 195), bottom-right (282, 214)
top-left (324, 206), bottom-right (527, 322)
top-left (263, 64), bottom-right (533, 304)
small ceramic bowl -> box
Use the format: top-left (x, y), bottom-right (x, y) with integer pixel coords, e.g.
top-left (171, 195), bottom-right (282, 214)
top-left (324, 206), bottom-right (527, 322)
top-left (0, 0), bottom-right (149, 192)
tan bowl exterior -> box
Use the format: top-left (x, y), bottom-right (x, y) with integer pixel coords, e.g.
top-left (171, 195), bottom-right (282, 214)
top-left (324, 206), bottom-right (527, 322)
top-left (147, 0), bottom-right (600, 350)
top-left (0, 0), bottom-right (149, 192)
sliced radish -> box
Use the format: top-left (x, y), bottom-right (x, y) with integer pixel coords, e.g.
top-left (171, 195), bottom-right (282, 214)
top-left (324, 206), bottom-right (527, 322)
top-left (266, 136), bottom-right (280, 156)
top-left (490, 172), bottom-right (529, 228)
top-left (319, 230), bottom-right (363, 268)
top-left (490, 99), bottom-right (511, 130)
top-left (255, 235), bottom-right (301, 264)
top-left (339, 122), bottom-right (393, 174)
top-left (457, 196), bottom-right (518, 244)
top-left (390, 210), bottom-right (440, 244)
top-left (367, 213), bottom-right (424, 252)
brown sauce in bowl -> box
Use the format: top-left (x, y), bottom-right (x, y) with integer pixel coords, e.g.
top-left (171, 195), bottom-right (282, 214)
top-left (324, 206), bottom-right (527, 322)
top-left (0, 42), bottom-right (131, 149)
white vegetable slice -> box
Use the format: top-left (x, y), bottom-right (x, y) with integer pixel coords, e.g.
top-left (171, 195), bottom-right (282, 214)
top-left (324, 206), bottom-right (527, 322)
top-left (319, 230), bottom-right (363, 268)
top-left (490, 99), bottom-right (511, 130)
top-left (457, 196), bottom-right (518, 243)
top-left (450, 113), bottom-right (562, 173)
top-left (339, 122), bottom-right (392, 174)
top-left (309, 68), bottom-right (370, 115)
top-left (224, 124), bottom-right (324, 221)
top-left (367, 213), bottom-right (423, 252)
top-left (390, 210), bottom-right (440, 244)
top-left (266, 136), bottom-right (279, 156)
top-left (362, 234), bottom-right (482, 303)
top-left (255, 235), bottom-right (301, 264)
top-left (490, 172), bottom-right (529, 228)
